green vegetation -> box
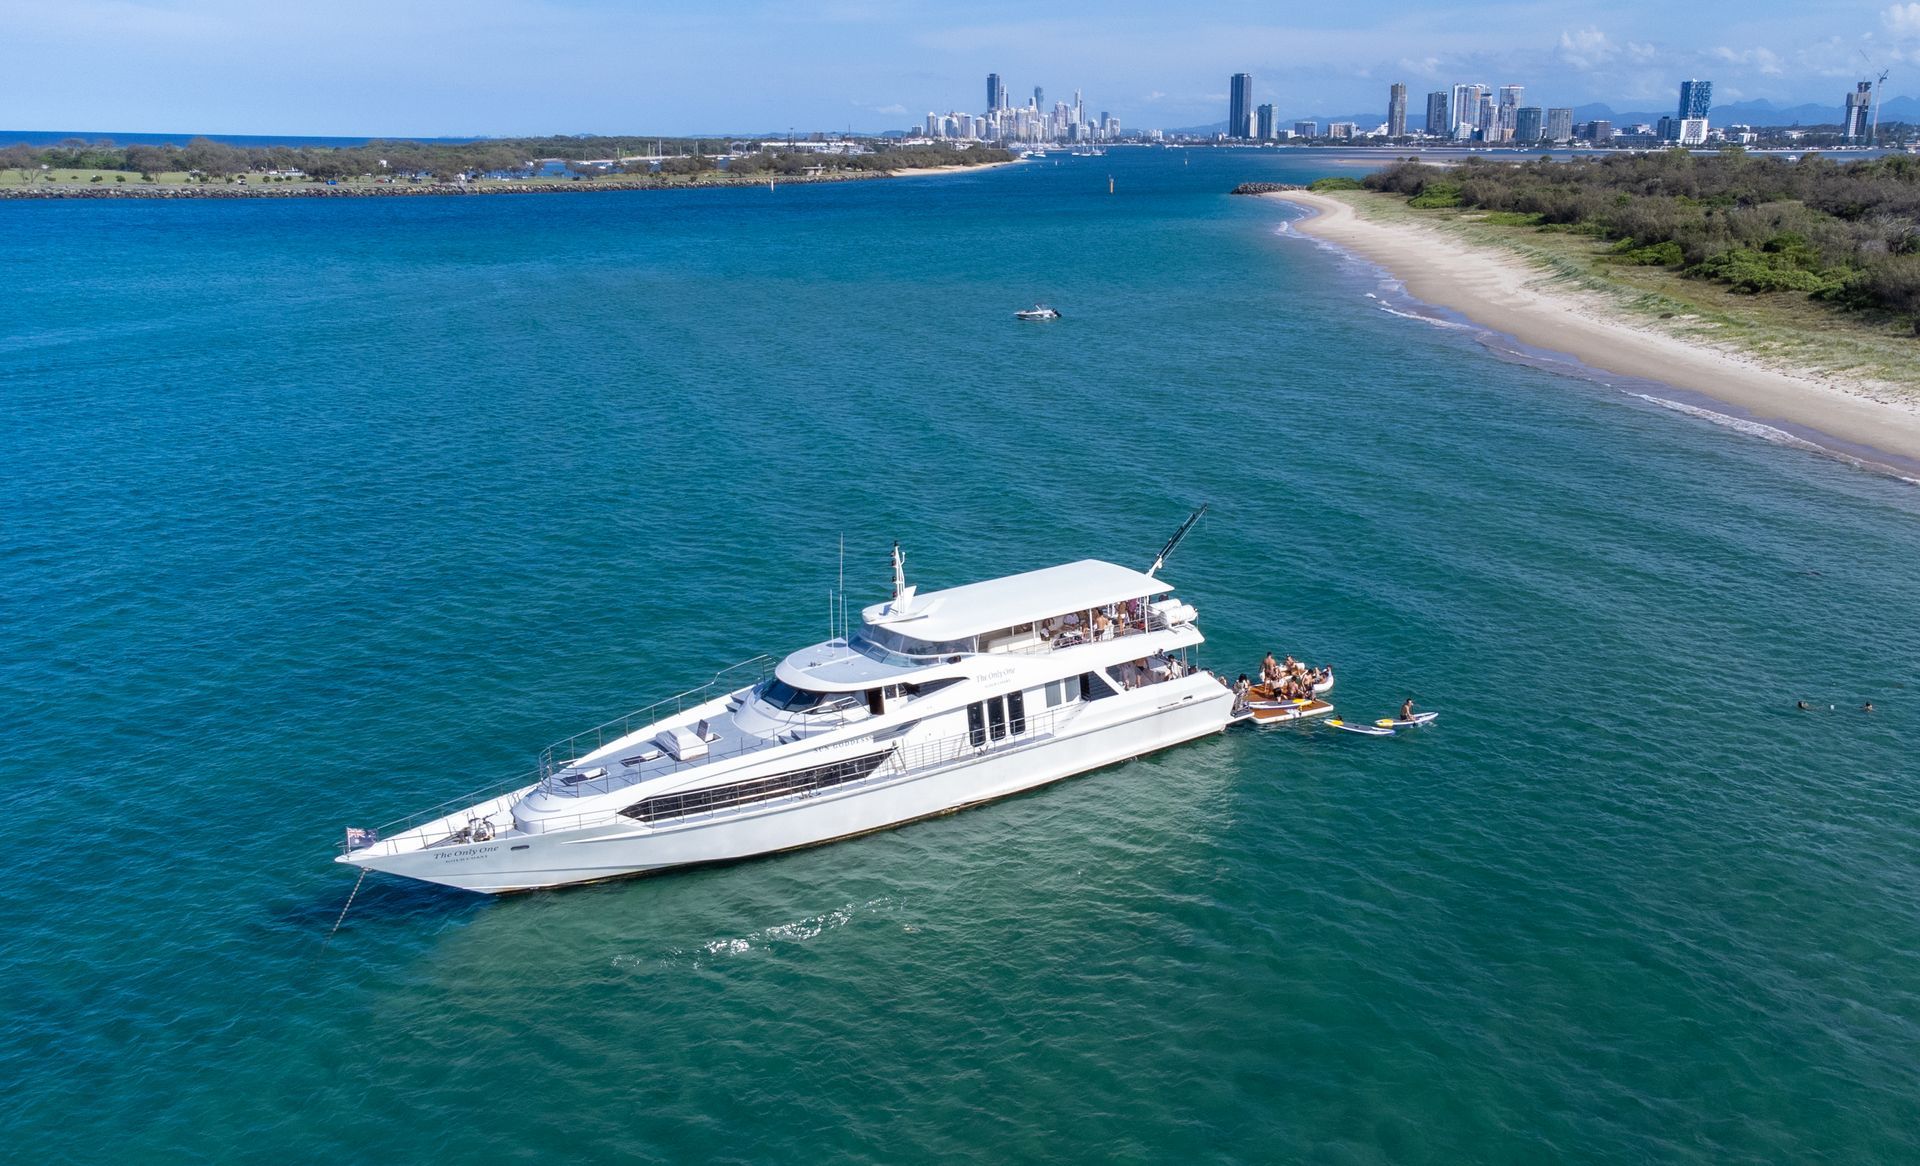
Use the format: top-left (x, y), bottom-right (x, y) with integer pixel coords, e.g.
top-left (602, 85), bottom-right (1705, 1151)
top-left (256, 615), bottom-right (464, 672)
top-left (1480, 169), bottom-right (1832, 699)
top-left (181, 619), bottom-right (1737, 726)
top-left (1476, 210), bottom-right (1542, 227)
top-left (1407, 181), bottom-right (1462, 209)
top-left (1306, 176), bottom-right (1363, 192)
top-left (0, 136), bottom-right (1013, 187)
top-left (1365, 152), bottom-right (1920, 333)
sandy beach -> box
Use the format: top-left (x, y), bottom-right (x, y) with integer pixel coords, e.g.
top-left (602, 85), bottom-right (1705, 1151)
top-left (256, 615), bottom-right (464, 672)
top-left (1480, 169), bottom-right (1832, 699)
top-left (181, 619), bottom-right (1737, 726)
top-left (1267, 190), bottom-right (1920, 468)
top-left (888, 158), bottom-right (1023, 178)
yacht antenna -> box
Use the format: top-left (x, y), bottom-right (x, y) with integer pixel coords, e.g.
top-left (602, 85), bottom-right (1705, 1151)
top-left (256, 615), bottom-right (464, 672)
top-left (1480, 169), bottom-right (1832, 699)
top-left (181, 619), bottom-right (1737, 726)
top-left (891, 541), bottom-right (906, 600)
top-left (1146, 504), bottom-right (1208, 577)
top-left (838, 535), bottom-right (846, 642)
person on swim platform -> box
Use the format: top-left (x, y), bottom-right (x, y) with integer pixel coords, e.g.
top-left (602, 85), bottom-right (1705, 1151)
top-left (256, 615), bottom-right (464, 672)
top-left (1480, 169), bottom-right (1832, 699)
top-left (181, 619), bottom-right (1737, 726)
top-left (1400, 699), bottom-right (1415, 721)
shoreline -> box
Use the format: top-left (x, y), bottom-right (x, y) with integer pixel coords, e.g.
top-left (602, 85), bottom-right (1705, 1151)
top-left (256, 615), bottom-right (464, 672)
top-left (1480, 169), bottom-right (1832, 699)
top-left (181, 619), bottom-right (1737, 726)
top-left (0, 160), bottom-right (1013, 200)
top-left (1264, 190), bottom-right (1920, 474)
top-left (886, 158), bottom-right (1024, 178)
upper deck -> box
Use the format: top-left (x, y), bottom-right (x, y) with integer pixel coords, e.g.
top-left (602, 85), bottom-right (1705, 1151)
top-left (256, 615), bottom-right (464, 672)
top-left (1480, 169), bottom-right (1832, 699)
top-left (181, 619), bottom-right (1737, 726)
top-left (775, 559), bottom-right (1196, 691)
top-left (861, 559), bottom-right (1171, 644)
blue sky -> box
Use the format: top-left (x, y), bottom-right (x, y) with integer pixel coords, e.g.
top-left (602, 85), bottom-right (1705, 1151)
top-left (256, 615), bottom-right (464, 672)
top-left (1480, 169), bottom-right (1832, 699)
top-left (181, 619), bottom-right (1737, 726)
top-left (5, 0), bottom-right (1917, 135)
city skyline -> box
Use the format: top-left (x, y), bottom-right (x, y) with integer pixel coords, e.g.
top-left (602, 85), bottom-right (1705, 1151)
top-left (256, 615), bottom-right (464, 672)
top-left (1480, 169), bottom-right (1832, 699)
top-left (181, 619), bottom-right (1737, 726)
top-left (5, 0), bottom-right (1920, 136)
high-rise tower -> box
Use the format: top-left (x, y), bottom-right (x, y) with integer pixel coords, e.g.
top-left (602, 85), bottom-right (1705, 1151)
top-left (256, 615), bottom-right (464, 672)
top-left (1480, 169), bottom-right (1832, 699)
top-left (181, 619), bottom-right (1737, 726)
top-left (1844, 81), bottom-right (1872, 142)
top-left (1677, 79), bottom-right (1712, 120)
top-left (1387, 83), bottom-right (1408, 137)
top-left (1450, 83), bottom-right (1487, 139)
top-left (987, 73), bottom-right (1005, 112)
top-left (1229, 73), bottom-right (1255, 139)
top-left (1425, 90), bottom-right (1450, 135)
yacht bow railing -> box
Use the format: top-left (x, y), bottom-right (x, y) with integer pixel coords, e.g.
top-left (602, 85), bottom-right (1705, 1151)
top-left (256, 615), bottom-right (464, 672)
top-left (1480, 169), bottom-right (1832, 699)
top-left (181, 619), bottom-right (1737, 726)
top-left (536, 654), bottom-right (777, 781)
top-left (343, 769), bottom-right (542, 856)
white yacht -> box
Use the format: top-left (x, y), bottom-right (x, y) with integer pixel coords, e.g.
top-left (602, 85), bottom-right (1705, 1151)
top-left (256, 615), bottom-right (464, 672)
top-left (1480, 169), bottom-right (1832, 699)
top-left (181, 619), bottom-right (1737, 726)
top-left (338, 517), bottom-right (1234, 893)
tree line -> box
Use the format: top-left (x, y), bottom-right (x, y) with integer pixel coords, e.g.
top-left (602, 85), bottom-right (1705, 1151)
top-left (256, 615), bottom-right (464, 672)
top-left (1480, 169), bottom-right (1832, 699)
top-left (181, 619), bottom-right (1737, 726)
top-left (0, 136), bottom-right (1013, 182)
top-left (1361, 151), bottom-right (1920, 332)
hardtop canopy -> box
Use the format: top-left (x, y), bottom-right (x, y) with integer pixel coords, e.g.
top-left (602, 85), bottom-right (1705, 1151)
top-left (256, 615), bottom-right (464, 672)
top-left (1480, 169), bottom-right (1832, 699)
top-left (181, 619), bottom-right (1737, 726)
top-left (861, 559), bottom-right (1171, 644)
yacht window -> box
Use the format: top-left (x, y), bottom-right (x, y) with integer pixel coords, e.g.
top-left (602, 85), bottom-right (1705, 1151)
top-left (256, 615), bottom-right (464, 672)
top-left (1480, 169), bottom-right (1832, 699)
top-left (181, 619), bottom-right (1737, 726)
top-left (803, 692), bottom-right (864, 716)
top-left (619, 750), bottom-right (893, 824)
top-left (852, 626), bottom-right (978, 663)
top-left (966, 702), bottom-right (987, 747)
top-left (901, 677), bottom-right (963, 698)
top-left (987, 696), bottom-right (1007, 740)
top-left (1008, 689), bottom-right (1027, 734)
top-left (759, 679), bottom-right (830, 713)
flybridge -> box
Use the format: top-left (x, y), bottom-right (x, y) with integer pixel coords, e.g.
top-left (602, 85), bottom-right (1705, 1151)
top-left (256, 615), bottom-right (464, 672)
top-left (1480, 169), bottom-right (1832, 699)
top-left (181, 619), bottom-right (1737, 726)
top-left (861, 559), bottom-right (1172, 645)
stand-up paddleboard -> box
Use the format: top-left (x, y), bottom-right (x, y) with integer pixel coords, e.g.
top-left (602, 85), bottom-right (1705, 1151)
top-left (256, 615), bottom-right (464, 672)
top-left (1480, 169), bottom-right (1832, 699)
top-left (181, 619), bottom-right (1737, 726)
top-left (1328, 717), bottom-right (1393, 736)
top-left (1375, 712), bottom-right (1439, 729)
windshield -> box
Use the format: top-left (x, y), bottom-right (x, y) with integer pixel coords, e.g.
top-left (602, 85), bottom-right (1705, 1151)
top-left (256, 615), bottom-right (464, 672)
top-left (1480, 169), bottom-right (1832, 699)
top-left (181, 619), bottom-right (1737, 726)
top-left (850, 625), bottom-right (974, 665)
top-left (759, 679), bottom-right (863, 715)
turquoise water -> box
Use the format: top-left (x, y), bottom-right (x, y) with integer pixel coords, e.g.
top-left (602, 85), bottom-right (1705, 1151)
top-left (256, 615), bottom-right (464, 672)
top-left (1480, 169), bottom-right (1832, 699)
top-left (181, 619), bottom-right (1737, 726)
top-left (3, 150), bottom-right (1918, 1162)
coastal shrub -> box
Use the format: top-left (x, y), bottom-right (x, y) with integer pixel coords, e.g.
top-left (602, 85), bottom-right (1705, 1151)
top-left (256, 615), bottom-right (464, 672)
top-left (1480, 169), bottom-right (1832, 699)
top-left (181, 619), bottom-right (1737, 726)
top-left (1408, 182), bottom-right (1462, 209)
top-left (1688, 248), bottom-right (1842, 295)
top-left (1308, 176), bottom-right (1363, 191)
top-left (1859, 254), bottom-right (1920, 333)
top-left (1613, 240), bottom-right (1685, 266)
top-left (1362, 161), bottom-right (1431, 195)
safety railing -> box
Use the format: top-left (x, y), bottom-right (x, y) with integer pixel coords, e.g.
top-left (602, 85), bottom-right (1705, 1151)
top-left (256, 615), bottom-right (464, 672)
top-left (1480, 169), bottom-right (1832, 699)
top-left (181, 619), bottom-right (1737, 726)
top-left (535, 655), bottom-right (776, 781)
top-left (342, 769), bottom-right (542, 856)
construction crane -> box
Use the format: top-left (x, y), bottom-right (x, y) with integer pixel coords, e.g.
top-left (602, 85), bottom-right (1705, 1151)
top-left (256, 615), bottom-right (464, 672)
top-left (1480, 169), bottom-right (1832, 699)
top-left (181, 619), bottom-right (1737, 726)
top-left (1860, 51), bottom-right (1890, 148)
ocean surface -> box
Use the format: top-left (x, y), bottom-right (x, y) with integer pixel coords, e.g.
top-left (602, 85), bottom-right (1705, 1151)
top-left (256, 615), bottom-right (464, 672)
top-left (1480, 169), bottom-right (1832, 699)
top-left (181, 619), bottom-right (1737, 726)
top-left (3, 149), bottom-right (1917, 1163)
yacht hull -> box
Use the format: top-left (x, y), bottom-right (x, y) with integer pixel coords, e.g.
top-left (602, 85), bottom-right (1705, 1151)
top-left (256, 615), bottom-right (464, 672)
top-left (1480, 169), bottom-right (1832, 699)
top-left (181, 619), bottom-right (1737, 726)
top-left (344, 681), bottom-right (1233, 893)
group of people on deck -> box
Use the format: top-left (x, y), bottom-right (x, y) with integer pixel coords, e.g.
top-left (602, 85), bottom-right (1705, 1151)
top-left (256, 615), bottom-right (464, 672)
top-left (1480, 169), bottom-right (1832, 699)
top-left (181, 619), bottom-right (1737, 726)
top-left (1264, 652), bottom-right (1331, 700)
top-left (1040, 600), bottom-right (1147, 646)
top-left (1231, 652), bottom-right (1332, 704)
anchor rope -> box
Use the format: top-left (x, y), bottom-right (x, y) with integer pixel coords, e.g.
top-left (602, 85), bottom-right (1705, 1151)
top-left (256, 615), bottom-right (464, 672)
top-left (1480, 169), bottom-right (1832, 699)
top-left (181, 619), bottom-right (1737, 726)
top-left (323, 869), bottom-right (368, 949)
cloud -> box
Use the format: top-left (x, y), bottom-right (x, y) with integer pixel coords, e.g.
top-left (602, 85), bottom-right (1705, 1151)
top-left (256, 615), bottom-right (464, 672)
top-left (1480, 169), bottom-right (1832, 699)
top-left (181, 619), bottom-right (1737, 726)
top-left (1140, 90), bottom-right (1166, 102)
top-left (1397, 56), bottom-right (1444, 78)
top-left (1885, 3), bottom-right (1920, 37)
top-left (1556, 27), bottom-right (1615, 70)
top-left (870, 103), bottom-right (906, 115)
top-left (1712, 45), bottom-right (1785, 75)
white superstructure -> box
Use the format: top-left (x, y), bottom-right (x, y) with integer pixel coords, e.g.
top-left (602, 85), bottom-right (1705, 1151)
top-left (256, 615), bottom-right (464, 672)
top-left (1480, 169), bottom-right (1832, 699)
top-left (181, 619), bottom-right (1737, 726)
top-left (338, 542), bottom-right (1235, 893)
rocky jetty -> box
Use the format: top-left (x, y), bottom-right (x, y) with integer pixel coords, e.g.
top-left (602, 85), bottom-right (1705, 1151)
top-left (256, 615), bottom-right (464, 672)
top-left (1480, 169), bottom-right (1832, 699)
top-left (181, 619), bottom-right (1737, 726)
top-left (1229, 182), bottom-right (1309, 195)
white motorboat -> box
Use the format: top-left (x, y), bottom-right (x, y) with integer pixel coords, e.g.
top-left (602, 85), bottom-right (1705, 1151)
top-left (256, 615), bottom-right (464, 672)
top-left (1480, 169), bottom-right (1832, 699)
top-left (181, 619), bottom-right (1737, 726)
top-left (1015, 304), bottom-right (1061, 321)
top-left (338, 514), bottom-right (1233, 893)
